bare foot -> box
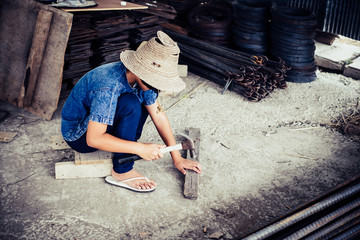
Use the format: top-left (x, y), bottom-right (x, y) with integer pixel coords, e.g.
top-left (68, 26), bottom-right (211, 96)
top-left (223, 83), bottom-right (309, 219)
top-left (111, 169), bottom-right (156, 190)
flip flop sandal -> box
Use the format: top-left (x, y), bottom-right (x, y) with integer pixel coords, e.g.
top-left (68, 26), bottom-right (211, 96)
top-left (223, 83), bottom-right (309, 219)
top-left (105, 176), bottom-right (156, 193)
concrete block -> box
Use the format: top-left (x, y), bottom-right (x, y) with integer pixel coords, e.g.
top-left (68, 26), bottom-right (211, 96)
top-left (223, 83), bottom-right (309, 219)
top-left (178, 64), bottom-right (188, 77)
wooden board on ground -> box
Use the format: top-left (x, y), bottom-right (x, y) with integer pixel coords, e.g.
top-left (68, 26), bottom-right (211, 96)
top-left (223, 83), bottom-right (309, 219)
top-left (55, 161), bottom-right (112, 179)
top-left (75, 151), bottom-right (112, 165)
top-left (63, 0), bottom-right (147, 12)
top-left (184, 128), bottom-right (201, 200)
top-left (0, 131), bottom-right (17, 143)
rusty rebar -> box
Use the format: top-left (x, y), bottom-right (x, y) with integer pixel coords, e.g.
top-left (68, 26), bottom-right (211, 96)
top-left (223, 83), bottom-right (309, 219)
top-left (166, 29), bottom-right (289, 101)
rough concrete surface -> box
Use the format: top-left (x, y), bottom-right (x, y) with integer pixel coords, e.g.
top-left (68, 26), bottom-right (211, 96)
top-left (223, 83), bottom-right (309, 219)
top-left (1, 68), bottom-right (360, 239)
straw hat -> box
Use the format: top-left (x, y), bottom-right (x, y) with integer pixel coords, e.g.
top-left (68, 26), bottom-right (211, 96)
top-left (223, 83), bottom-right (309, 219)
top-left (120, 31), bottom-right (186, 92)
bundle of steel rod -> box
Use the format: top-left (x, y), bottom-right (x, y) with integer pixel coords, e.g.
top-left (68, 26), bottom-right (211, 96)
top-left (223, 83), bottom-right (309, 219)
top-left (232, 0), bottom-right (271, 54)
top-left (270, 4), bottom-right (318, 83)
top-left (187, 0), bottom-right (233, 47)
top-left (243, 176), bottom-right (360, 240)
top-left (165, 29), bottom-right (288, 101)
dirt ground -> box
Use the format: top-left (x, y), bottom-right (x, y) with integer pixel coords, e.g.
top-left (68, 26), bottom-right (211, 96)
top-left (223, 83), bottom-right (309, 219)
top-left (1, 66), bottom-right (360, 239)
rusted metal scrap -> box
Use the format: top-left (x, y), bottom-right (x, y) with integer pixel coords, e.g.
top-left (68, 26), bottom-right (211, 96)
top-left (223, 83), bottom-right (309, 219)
top-left (165, 29), bottom-right (288, 102)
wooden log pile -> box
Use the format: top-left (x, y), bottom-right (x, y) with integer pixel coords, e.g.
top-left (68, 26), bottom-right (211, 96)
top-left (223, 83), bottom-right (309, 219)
top-left (165, 29), bottom-right (289, 101)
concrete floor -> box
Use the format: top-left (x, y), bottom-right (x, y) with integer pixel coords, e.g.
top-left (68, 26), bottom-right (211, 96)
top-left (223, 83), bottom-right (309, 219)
top-left (1, 69), bottom-right (360, 239)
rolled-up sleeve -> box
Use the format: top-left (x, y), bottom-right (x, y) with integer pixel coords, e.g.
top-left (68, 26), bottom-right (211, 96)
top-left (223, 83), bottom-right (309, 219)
top-left (140, 89), bottom-right (158, 106)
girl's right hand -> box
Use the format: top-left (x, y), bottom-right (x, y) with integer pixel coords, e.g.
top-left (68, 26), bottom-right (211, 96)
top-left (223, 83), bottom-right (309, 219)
top-left (138, 143), bottom-right (166, 161)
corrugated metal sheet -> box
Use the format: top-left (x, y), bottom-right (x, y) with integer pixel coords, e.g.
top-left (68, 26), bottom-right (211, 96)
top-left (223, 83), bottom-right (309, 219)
top-left (273, 0), bottom-right (360, 40)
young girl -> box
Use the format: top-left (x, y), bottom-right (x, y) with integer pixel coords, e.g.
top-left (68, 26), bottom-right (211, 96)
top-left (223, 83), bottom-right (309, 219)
top-left (61, 31), bottom-right (202, 192)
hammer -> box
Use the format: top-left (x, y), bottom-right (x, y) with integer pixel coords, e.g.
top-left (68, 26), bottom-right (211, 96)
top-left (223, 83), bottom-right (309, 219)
top-left (117, 133), bottom-right (196, 164)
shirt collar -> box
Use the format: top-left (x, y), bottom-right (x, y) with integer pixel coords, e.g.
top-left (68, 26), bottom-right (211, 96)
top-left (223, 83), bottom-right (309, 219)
top-left (121, 63), bottom-right (138, 92)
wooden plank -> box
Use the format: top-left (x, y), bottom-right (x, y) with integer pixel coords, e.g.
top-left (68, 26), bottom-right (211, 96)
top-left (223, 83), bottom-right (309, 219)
top-left (184, 128), bottom-right (200, 200)
top-left (344, 57), bottom-right (360, 80)
top-left (314, 31), bottom-right (338, 45)
top-left (315, 55), bottom-right (344, 71)
top-left (0, 0), bottom-right (73, 120)
top-left (63, 0), bottom-right (147, 12)
top-left (19, 10), bottom-right (53, 108)
top-left (0, 131), bottom-right (17, 143)
top-left (55, 161), bottom-right (112, 179)
top-left (74, 151), bottom-right (112, 165)
top-left (25, 5), bottom-right (73, 120)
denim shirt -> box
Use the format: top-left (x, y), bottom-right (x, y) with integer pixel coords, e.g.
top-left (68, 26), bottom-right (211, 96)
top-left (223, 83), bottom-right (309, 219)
top-left (61, 62), bottom-right (158, 142)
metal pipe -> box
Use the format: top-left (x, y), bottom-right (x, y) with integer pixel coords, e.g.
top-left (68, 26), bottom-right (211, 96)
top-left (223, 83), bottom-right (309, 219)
top-left (303, 208), bottom-right (360, 240)
top-left (283, 198), bottom-right (360, 240)
top-left (332, 221), bottom-right (360, 240)
top-left (243, 183), bottom-right (360, 240)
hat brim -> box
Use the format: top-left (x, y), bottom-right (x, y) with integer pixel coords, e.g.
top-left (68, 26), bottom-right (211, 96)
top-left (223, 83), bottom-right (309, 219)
top-left (120, 50), bottom-right (186, 92)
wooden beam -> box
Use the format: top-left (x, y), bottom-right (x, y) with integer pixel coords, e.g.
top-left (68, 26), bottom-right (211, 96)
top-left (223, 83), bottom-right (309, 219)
top-left (74, 151), bottom-right (113, 165)
top-left (315, 31), bottom-right (338, 45)
top-left (184, 128), bottom-right (201, 200)
top-left (315, 56), bottom-right (345, 71)
top-left (55, 160), bottom-right (112, 179)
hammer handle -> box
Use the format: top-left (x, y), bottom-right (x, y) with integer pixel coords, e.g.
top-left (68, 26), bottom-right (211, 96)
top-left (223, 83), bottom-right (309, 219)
top-left (117, 144), bottom-right (183, 164)
top-left (160, 143), bottom-right (183, 153)
top-left (117, 154), bottom-right (142, 164)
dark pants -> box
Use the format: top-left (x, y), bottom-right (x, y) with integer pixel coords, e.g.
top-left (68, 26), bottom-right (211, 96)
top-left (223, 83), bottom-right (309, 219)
top-left (66, 93), bottom-right (148, 174)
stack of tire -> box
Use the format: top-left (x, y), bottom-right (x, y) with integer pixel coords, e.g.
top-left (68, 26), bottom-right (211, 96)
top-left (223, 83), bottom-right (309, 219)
top-left (270, 4), bottom-right (318, 82)
top-left (232, 0), bottom-right (271, 55)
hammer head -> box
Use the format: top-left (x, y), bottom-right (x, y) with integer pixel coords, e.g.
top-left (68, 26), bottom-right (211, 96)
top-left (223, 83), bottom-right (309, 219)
top-left (178, 132), bottom-right (196, 158)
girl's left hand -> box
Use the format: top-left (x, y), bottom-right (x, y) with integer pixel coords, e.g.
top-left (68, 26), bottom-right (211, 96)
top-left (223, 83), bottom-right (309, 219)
top-left (173, 157), bottom-right (202, 175)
